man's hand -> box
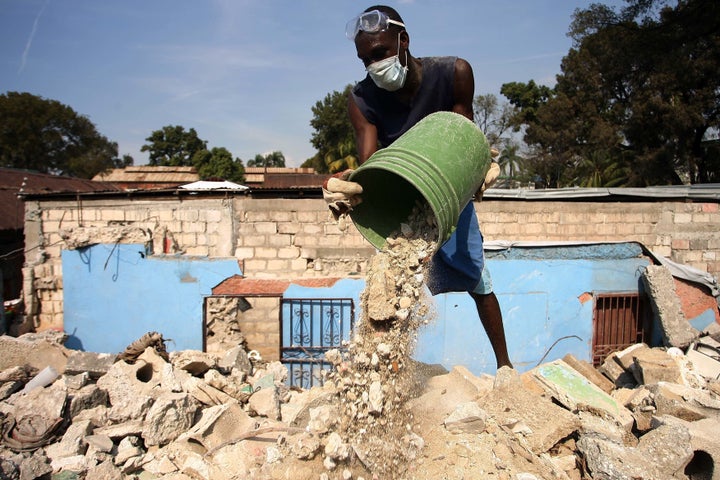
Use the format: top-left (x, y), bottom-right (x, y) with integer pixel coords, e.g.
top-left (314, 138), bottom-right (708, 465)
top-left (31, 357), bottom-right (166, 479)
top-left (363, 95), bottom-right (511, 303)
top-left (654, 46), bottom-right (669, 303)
top-left (322, 169), bottom-right (363, 219)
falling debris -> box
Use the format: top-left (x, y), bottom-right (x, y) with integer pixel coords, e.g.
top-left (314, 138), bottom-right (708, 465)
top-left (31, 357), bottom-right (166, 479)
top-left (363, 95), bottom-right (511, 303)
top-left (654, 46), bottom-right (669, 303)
top-left (323, 201), bottom-right (439, 477)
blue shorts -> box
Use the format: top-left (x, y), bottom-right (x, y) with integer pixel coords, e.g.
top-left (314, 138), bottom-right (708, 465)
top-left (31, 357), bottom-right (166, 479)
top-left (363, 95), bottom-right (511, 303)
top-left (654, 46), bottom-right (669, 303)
top-left (425, 202), bottom-right (493, 295)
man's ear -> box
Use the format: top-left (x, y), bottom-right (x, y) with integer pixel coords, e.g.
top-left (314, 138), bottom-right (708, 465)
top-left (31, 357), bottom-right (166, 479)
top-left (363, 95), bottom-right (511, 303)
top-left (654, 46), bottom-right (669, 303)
top-left (399, 31), bottom-right (409, 47)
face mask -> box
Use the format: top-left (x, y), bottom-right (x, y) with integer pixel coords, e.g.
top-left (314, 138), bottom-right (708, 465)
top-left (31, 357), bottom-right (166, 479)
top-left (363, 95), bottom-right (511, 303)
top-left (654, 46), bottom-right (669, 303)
top-left (366, 34), bottom-right (407, 91)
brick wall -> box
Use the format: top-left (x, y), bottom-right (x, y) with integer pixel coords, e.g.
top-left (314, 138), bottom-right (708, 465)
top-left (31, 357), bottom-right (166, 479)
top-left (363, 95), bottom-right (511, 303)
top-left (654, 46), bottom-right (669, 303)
top-left (22, 195), bottom-right (720, 354)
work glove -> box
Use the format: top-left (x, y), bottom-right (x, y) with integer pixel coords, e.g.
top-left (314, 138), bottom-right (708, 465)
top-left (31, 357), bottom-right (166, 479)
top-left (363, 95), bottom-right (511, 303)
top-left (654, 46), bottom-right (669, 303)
top-left (322, 169), bottom-right (363, 220)
top-left (481, 162), bottom-right (501, 193)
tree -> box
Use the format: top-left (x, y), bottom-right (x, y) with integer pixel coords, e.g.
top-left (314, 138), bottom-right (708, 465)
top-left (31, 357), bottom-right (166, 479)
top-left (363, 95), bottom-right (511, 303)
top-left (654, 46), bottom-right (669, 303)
top-left (505, 0), bottom-right (720, 187)
top-left (247, 151), bottom-right (286, 168)
top-left (0, 91), bottom-right (126, 178)
top-left (473, 93), bottom-right (516, 149)
top-left (141, 125), bottom-right (207, 167)
top-left (193, 147), bottom-right (245, 183)
top-left (306, 85), bottom-right (359, 174)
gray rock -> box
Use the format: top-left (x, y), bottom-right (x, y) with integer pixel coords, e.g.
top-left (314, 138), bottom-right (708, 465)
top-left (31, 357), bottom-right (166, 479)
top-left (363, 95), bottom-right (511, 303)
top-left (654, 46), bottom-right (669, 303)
top-left (142, 392), bottom-right (200, 447)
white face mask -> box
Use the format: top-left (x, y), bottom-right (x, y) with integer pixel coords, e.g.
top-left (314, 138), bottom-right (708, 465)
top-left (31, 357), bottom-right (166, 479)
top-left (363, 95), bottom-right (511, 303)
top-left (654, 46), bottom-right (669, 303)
top-left (366, 34), bottom-right (408, 91)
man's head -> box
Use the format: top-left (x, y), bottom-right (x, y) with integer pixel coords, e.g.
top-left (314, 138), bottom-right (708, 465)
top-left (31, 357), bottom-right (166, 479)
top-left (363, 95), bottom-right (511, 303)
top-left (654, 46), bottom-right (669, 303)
top-left (345, 6), bottom-right (405, 43)
top-left (348, 6), bottom-right (411, 91)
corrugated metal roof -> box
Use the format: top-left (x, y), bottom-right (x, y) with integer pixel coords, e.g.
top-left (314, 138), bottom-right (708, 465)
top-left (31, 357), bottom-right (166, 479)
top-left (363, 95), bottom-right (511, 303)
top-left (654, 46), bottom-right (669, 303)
top-left (484, 184), bottom-right (720, 201)
top-left (179, 180), bottom-right (249, 191)
top-left (0, 168), bottom-right (120, 231)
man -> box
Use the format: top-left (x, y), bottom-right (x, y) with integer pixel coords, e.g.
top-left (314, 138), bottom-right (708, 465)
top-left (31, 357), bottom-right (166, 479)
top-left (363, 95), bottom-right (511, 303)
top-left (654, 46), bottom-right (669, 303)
top-left (325, 5), bottom-right (512, 369)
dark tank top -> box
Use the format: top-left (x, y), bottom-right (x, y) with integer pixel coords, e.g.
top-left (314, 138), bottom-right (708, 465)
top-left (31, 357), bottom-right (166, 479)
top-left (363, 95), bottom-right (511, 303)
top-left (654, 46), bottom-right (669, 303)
top-left (351, 56), bottom-right (457, 147)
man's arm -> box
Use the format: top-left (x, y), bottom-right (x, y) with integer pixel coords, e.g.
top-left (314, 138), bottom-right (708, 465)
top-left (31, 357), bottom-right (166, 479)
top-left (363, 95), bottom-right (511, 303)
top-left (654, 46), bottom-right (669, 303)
top-left (452, 58), bottom-right (475, 121)
top-left (348, 94), bottom-right (378, 165)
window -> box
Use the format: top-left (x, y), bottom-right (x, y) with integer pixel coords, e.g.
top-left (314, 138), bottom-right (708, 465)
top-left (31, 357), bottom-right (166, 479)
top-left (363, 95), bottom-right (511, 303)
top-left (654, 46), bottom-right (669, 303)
top-left (592, 293), bottom-right (652, 366)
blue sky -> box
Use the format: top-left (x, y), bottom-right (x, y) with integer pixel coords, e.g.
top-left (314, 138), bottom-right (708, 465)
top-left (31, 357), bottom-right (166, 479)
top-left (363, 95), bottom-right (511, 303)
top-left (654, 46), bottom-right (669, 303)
top-left (1, 1), bottom-right (625, 168)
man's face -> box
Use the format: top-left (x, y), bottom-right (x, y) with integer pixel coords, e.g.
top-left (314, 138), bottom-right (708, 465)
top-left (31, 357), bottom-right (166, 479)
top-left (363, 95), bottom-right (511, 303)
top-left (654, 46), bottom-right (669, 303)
top-left (354, 29), bottom-right (402, 69)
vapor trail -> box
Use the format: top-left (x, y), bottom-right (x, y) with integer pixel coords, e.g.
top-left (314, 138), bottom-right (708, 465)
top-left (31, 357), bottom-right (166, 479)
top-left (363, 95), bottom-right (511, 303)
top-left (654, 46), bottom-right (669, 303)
top-left (19, 0), bottom-right (50, 74)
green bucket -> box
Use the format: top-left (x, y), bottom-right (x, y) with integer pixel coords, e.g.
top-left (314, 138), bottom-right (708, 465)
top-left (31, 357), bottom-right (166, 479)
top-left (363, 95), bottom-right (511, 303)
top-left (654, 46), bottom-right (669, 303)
top-left (349, 111), bottom-right (491, 250)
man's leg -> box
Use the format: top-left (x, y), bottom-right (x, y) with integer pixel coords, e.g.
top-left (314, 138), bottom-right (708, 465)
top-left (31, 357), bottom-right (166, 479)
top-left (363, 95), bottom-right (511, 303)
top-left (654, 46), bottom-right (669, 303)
top-left (470, 291), bottom-right (513, 369)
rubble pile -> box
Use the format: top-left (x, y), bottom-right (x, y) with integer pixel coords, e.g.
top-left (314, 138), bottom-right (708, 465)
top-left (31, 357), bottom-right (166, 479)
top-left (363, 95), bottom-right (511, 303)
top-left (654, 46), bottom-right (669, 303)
top-left (0, 328), bottom-right (720, 479)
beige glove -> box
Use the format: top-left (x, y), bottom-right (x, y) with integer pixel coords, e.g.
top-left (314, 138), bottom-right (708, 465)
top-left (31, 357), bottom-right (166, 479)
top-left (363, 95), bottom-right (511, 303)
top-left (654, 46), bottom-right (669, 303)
top-left (322, 169), bottom-right (363, 219)
top-left (481, 162), bottom-right (500, 192)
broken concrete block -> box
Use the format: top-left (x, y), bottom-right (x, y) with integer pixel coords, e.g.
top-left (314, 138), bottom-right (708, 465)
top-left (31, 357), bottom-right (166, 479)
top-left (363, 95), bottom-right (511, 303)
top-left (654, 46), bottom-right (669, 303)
top-left (686, 337), bottom-right (720, 381)
top-left (64, 350), bottom-right (117, 379)
top-left (66, 383), bottom-right (109, 419)
top-left (94, 420), bottom-right (144, 440)
top-left (84, 434), bottom-right (114, 454)
top-left (636, 423), bottom-right (694, 476)
top-left (177, 402), bottom-right (255, 452)
top-left (114, 435), bottom-right (143, 466)
top-left (575, 411), bottom-right (637, 447)
top-left (248, 386), bottom-right (281, 420)
top-left (445, 364), bottom-right (493, 394)
top-left (614, 343), bottom-right (650, 371)
top-left (63, 372), bottom-right (90, 390)
top-left (45, 418), bottom-right (93, 459)
top-left (632, 347), bottom-right (681, 385)
top-left (443, 402), bottom-right (487, 434)
top-left (218, 345), bottom-right (252, 377)
top-left (478, 374), bottom-right (580, 455)
top-left (85, 460), bottom-right (124, 480)
top-left (532, 360), bottom-right (635, 432)
top-left (0, 333), bottom-right (69, 373)
top-left (96, 356), bottom-right (162, 421)
top-left (562, 354), bottom-right (615, 394)
top-left (19, 451), bottom-right (53, 480)
top-left (0, 380), bottom-right (23, 401)
top-left (171, 350), bottom-right (219, 376)
top-left (50, 454), bottom-right (96, 475)
top-left (597, 352), bottom-right (636, 388)
top-left (650, 382), bottom-right (708, 422)
top-left (577, 423), bottom-right (693, 480)
top-left (142, 392), bottom-right (200, 447)
top-left (284, 385), bottom-right (337, 429)
top-left (642, 264), bottom-right (699, 348)
top-left (183, 376), bottom-right (236, 406)
top-left (72, 405), bottom-right (110, 426)
top-left (6, 381), bottom-right (67, 422)
top-left (652, 414), bottom-right (720, 480)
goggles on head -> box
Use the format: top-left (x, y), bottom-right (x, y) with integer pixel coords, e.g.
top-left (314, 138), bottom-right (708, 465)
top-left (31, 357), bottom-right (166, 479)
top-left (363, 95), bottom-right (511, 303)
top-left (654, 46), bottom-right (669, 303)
top-left (345, 9), bottom-right (405, 40)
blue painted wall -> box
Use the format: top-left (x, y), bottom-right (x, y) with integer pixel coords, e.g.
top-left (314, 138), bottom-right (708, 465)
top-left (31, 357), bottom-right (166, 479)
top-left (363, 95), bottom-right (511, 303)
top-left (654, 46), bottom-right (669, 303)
top-left (61, 241), bottom-right (656, 375)
top-left (415, 243), bottom-right (651, 375)
top-left (62, 243), bottom-right (242, 353)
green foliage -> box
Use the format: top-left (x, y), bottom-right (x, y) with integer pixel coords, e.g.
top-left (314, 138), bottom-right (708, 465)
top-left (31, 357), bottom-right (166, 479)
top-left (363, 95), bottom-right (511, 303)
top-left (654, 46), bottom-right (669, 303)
top-left (247, 151), bottom-right (286, 168)
top-left (0, 91), bottom-right (130, 178)
top-left (309, 85), bottom-right (359, 174)
top-left (504, 0), bottom-right (720, 187)
top-left (193, 147), bottom-right (245, 183)
top-left (500, 81), bottom-right (554, 130)
top-left (141, 125), bottom-right (207, 167)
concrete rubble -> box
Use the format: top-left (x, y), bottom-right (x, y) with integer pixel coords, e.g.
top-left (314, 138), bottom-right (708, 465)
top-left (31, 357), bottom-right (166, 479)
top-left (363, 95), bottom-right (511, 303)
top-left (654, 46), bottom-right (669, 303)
top-left (0, 330), bottom-right (719, 480)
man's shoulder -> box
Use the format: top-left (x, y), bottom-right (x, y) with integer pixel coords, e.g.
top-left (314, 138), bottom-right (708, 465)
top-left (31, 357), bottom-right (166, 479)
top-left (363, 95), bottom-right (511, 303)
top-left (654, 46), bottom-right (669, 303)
top-left (419, 56), bottom-right (458, 67)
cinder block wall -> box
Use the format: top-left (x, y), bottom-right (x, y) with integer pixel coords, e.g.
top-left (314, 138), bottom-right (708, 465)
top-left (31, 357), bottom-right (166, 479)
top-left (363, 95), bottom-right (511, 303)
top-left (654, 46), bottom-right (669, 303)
top-left (22, 195), bottom-right (720, 354)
